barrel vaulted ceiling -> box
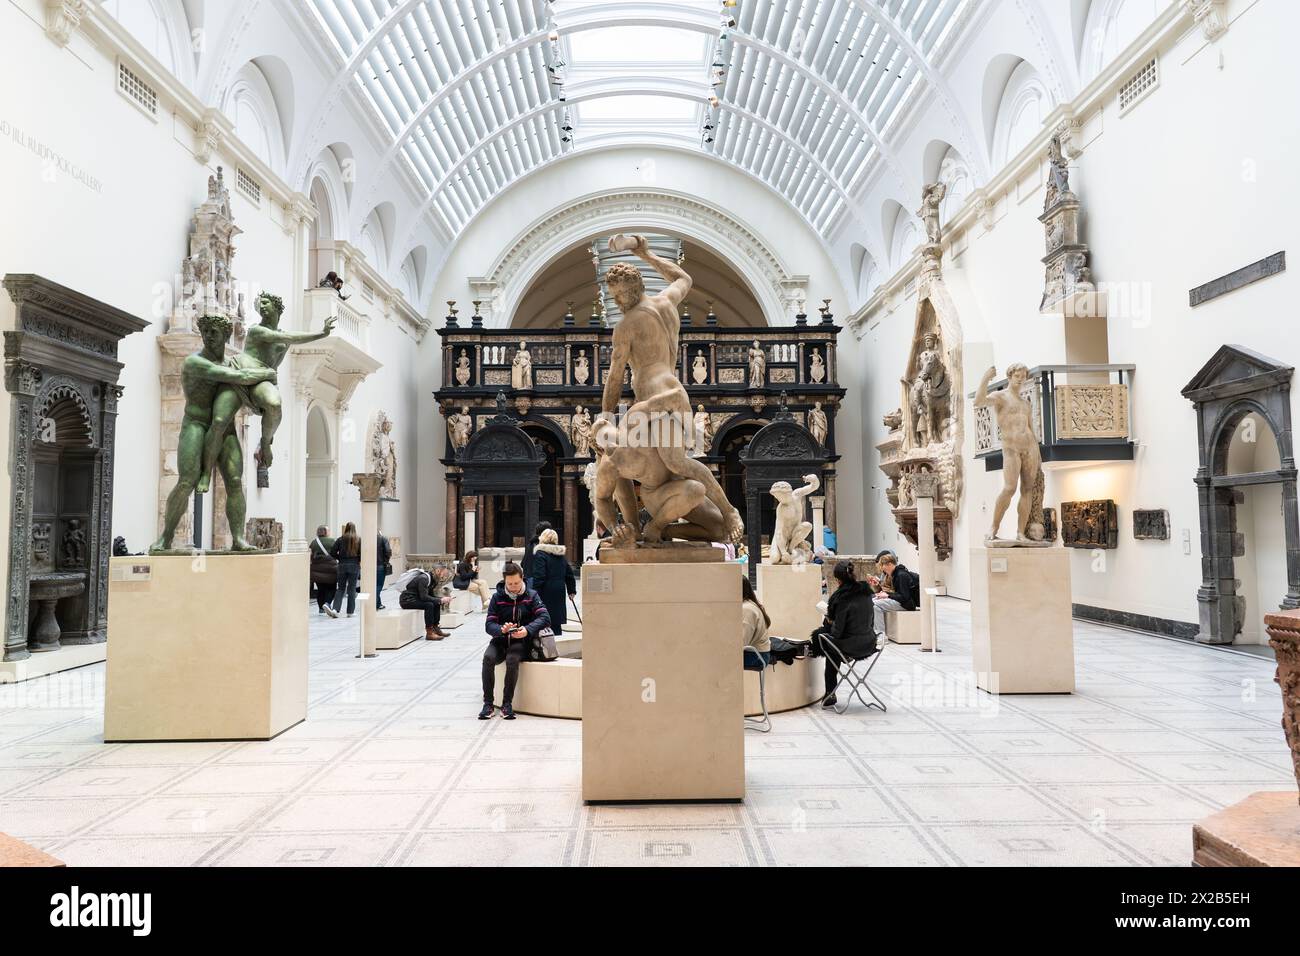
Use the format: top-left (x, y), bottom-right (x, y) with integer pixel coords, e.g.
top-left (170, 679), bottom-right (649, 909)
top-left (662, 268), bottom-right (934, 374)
top-left (306, 0), bottom-right (976, 239)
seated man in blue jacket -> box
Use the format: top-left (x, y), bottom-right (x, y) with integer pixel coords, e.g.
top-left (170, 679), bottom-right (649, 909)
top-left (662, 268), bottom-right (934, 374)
top-left (480, 561), bottom-right (552, 720)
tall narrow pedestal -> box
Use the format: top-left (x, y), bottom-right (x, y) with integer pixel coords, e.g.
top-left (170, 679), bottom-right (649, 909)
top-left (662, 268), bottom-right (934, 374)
top-left (757, 563), bottom-right (823, 639)
top-left (970, 547), bottom-right (1074, 694)
top-left (360, 498), bottom-right (378, 658)
top-left (581, 562), bottom-right (744, 802)
top-left (104, 553), bottom-right (309, 741)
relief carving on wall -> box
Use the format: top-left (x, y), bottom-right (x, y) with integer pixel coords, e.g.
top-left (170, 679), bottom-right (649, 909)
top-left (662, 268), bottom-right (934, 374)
top-left (1133, 508), bottom-right (1170, 541)
top-left (1061, 499), bottom-right (1119, 549)
top-left (1055, 383), bottom-right (1129, 439)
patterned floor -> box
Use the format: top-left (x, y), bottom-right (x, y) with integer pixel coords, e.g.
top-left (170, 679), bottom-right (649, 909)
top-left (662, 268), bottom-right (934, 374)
top-left (0, 597), bottom-right (1292, 867)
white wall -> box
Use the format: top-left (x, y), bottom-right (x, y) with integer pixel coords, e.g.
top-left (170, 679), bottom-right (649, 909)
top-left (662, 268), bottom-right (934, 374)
top-left (852, 1), bottom-right (1300, 632)
top-left (0, 1), bottom-right (424, 584)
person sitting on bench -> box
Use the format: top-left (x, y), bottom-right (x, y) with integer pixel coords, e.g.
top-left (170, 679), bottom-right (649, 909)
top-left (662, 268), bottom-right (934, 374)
top-left (870, 550), bottom-right (921, 641)
top-left (396, 567), bottom-right (451, 641)
top-left (480, 562), bottom-right (551, 721)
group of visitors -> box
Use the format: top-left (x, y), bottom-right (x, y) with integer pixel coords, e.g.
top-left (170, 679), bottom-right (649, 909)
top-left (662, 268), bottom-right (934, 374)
top-left (308, 524), bottom-right (394, 619)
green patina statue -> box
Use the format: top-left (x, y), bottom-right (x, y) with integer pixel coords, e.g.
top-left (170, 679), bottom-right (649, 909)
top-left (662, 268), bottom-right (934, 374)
top-left (151, 295), bottom-right (335, 553)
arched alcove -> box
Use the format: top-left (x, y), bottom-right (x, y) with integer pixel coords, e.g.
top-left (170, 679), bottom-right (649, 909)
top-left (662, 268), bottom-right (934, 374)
top-left (511, 238), bottom-right (765, 328)
top-left (305, 404), bottom-right (335, 536)
top-left (984, 56), bottom-right (1054, 168)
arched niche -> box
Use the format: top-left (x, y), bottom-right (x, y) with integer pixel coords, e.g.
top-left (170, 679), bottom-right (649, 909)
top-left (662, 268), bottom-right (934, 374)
top-left (304, 404), bottom-right (335, 537)
top-left (511, 238), bottom-right (766, 329)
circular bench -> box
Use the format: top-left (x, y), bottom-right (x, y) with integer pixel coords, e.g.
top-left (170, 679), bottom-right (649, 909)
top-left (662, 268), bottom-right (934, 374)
top-left (491, 636), bottom-right (822, 719)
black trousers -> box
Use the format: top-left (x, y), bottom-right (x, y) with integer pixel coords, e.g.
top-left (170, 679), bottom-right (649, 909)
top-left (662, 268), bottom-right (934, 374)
top-left (314, 582), bottom-right (336, 610)
top-left (482, 639), bottom-right (527, 705)
top-left (400, 595), bottom-right (440, 626)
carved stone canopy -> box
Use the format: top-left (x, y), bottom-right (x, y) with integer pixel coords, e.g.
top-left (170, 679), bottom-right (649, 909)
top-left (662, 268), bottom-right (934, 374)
top-left (458, 413), bottom-right (545, 498)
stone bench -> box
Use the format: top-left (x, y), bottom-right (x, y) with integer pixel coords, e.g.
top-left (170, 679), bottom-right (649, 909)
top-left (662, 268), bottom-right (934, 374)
top-left (491, 637), bottom-right (821, 718)
top-left (883, 609), bottom-right (922, 645)
top-left (375, 608), bottom-right (422, 649)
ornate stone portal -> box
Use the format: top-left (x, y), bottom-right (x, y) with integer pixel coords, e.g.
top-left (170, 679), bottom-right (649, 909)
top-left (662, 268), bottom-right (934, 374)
top-left (877, 183), bottom-right (964, 560)
top-left (2, 274), bottom-right (148, 662)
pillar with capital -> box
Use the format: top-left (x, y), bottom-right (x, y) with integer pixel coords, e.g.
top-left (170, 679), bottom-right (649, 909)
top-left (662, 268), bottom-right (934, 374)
top-left (353, 472), bottom-right (382, 658)
top-left (911, 471), bottom-right (940, 653)
top-left (562, 470), bottom-right (579, 563)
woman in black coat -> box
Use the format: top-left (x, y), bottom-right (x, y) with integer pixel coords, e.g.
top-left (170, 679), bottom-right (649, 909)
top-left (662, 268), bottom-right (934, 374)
top-left (812, 560), bottom-right (878, 707)
top-left (530, 529), bottom-right (576, 635)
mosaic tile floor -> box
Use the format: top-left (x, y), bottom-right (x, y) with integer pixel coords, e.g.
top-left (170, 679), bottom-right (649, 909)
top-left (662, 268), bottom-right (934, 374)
top-left (0, 598), bottom-right (1292, 866)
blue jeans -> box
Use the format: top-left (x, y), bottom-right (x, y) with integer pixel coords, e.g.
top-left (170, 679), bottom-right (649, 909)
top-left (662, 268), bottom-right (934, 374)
top-left (743, 649), bottom-right (770, 670)
top-left (376, 568), bottom-right (388, 609)
top-left (332, 566), bottom-right (360, 615)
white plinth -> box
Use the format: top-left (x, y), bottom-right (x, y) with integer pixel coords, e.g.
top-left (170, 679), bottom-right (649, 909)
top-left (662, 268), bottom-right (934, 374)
top-left (104, 553), bottom-right (309, 741)
top-left (970, 547), bottom-right (1075, 694)
top-left (581, 562), bottom-right (744, 802)
top-left (375, 608), bottom-right (422, 649)
top-left (884, 610), bottom-right (923, 645)
top-left (757, 563), bottom-right (823, 639)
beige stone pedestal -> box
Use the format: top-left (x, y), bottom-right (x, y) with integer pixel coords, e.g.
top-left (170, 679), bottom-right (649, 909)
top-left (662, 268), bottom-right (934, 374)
top-left (757, 563), bottom-right (823, 639)
top-left (970, 547), bottom-right (1074, 694)
top-left (1192, 792), bottom-right (1300, 866)
top-left (104, 553), bottom-right (309, 741)
top-left (581, 562), bottom-right (744, 802)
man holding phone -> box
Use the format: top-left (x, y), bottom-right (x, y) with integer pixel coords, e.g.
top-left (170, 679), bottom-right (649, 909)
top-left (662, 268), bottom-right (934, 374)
top-left (480, 562), bottom-right (552, 720)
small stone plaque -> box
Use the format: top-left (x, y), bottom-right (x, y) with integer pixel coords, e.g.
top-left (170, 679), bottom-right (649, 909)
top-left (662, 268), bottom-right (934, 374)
top-left (1133, 508), bottom-right (1170, 540)
top-left (1189, 251), bottom-right (1285, 307)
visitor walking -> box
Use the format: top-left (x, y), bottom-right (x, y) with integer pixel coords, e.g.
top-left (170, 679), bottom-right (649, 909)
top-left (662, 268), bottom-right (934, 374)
top-left (531, 529), bottom-right (576, 635)
top-left (330, 522), bottom-right (362, 617)
top-left (310, 524), bottom-right (337, 615)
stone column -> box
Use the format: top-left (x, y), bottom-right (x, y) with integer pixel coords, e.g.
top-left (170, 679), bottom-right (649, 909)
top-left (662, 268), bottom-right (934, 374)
top-left (483, 494), bottom-right (496, 549)
top-left (3, 363), bottom-right (40, 663)
top-left (563, 471), bottom-right (579, 563)
top-left (461, 495), bottom-right (477, 553)
top-left (810, 495), bottom-right (825, 554)
top-left (912, 472), bottom-right (939, 653)
top-left (445, 471), bottom-right (461, 555)
top-left (824, 471), bottom-right (838, 536)
top-left (353, 472), bottom-right (381, 658)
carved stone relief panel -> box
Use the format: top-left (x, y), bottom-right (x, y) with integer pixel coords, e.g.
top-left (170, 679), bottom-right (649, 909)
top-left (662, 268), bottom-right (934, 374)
top-left (1055, 383), bottom-right (1129, 440)
top-left (1061, 499), bottom-right (1118, 549)
top-left (1133, 508), bottom-right (1170, 540)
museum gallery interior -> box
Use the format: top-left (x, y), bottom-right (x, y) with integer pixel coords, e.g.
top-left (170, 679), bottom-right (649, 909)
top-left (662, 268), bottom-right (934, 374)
top-left (0, 0), bottom-right (1297, 874)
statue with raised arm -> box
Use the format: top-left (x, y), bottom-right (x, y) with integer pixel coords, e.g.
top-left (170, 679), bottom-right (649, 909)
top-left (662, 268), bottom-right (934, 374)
top-left (152, 314), bottom-right (280, 552)
top-left (918, 181), bottom-right (947, 244)
top-left (196, 292), bottom-right (334, 493)
top-left (768, 473), bottom-right (820, 565)
top-left (973, 363), bottom-right (1047, 546)
top-left (598, 233), bottom-right (743, 546)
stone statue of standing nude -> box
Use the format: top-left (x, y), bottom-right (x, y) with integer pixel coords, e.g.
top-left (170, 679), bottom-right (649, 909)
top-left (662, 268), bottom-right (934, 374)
top-left (598, 234), bottom-right (743, 546)
top-left (973, 363), bottom-right (1047, 546)
top-left (196, 292), bottom-right (334, 492)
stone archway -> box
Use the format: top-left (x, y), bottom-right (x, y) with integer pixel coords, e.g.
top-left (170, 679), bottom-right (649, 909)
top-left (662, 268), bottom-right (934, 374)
top-left (1183, 345), bottom-right (1299, 644)
top-left (472, 189), bottom-right (809, 327)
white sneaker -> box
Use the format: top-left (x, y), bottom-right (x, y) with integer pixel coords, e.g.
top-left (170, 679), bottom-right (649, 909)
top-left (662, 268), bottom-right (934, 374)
top-left (323, 606), bottom-right (339, 619)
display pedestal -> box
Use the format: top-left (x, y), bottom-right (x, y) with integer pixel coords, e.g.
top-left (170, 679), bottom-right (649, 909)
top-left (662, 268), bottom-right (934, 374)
top-left (1192, 792), bottom-right (1300, 866)
top-left (757, 563), bottom-right (823, 638)
top-left (970, 547), bottom-right (1074, 694)
top-left (104, 553), bottom-right (309, 741)
top-left (581, 562), bottom-right (744, 802)
top-left (884, 610), bottom-right (923, 645)
top-left (375, 608), bottom-right (422, 649)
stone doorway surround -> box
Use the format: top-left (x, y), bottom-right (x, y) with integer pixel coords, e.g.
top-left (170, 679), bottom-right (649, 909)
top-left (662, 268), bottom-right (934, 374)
top-left (1182, 345), bottom-right (1299, 644)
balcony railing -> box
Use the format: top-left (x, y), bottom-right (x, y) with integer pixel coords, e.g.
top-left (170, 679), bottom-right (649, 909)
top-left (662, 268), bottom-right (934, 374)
top-left (972, 364), bottom-right (1135, 469)
top-left (303, 286), bottom-right (369, 352)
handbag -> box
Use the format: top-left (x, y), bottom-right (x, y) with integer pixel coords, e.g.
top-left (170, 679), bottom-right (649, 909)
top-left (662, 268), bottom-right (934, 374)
top-left (532, 626), bottom-right (559, 662)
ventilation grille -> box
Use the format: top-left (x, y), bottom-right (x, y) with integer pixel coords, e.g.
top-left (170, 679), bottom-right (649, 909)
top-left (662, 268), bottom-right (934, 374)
top-left (117, 60), bottom-right (158, 118)
top-left (1119, 58), bottom-right (1158, 114)
top-left (235, 168), bottom-right (262, 206)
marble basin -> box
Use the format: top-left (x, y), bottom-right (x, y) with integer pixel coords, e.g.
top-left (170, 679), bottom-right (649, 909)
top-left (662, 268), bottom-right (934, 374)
top-left (28, 571), bottom-right (87, 652)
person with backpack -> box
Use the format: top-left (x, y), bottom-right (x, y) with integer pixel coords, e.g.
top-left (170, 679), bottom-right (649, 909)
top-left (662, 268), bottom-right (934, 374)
top-left (395, 565), bottom-right (451, 640)
top-left (480, 562), bottom-right (551, 721)
top-left (531, 529), bottom-right (576, 635)
top-left (870, 550), bottom-right (921, 641)
top-left (376, 533), bottom-right (393, 610)
top-left (329, 522), bottom-right (362, 617)
top-left (310, 525), bottom-right (337, 615)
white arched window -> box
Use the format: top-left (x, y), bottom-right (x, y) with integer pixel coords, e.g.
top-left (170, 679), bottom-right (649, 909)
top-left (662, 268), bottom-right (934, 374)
top-left (223, 64), bottom-right (283, 170)
top-left (991, 61), bottom-right (1052, 169)
top-left (400, 262), bottom-right (418, 303)
top-left (938, 147), bottom-right (974, 222)
top-left (357, 226), bottom-right (380, 268)
top-left (1082, 0), bottom-right (1166, 81)
top-left (890, 209), bottom-right (921, 271)
top-left (103, 0), bottom-right (181, 77)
